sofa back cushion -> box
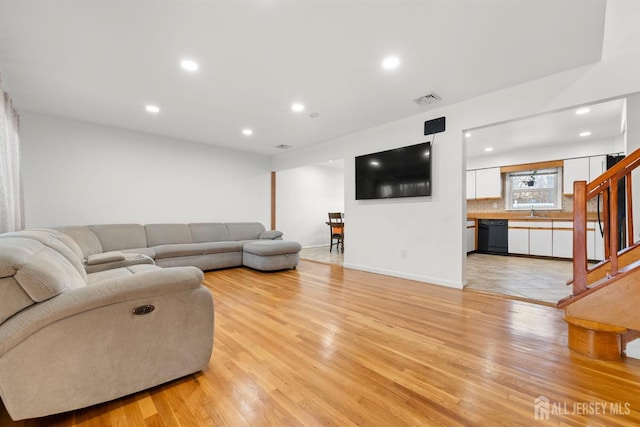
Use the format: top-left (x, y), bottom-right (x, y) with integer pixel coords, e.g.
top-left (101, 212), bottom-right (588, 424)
top-left (145, 224), bottom-right (192, 247)
top-left (56, 225), bottom-right (103, 257)
top-left (88, 224), bottom-right (147, 252)
top-left (225, 222), bottom-right (266, 241)
top-left (189, 223), bottom-right (230, 243)
top-left (0, 229), bottom-right (88, 282)
top-left (0, 237), bottom-right (86, 323)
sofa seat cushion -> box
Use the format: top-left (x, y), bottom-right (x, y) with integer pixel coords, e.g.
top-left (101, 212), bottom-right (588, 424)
top-left (243, 240), bottom-right (302, 256)
top-left (153, 243), bottom-right (204, 259)
top-left (202, 241), bottom-right (245, 254)
top-left (87, 264), bottom-right (161, 285)
top-left (242, 240), bottom-right (301, 271)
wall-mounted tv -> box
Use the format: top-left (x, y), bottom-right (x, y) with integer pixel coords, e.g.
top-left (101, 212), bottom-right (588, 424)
top-left (355, 141), bottom-right (431, 200)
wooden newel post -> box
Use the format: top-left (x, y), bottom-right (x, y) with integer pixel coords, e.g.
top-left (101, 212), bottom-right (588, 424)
top-left (573, 180), bottom-right (588, 295)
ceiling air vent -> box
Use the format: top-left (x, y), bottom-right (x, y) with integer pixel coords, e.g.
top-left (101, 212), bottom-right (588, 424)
top-left (414, 92), bottom-right (441, 106)
top-left (275, 144), bottom-right (292, 150)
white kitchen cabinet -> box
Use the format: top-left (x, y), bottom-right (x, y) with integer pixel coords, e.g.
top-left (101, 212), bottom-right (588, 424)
top-left (466, 170), bottom-right (476, 200)
top-left (475, 168), bottom-right (501, 199)
top-left (563, 157), bottom-right (589, 195)
top-left (508, 221), bottom-right (529, 255)
top-left (589, 155), bottom-right (606, 182)
top-left (552, 221), bottom-right (573, 258)
top-left (466, 220), bottom-right (476, 252)
top-left (529, 221), bottom-right (553, 256)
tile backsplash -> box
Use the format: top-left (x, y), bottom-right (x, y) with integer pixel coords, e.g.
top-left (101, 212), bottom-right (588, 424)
top-left (467, 195), bottom-right (600, 214)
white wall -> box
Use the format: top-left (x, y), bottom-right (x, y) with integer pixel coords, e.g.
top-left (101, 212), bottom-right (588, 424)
top-left (21, 112), bottom-right (272, 227)
top-left (276, 164), bottom-right (344, 247)
top-left (271, 0), bottom-right (640, 288)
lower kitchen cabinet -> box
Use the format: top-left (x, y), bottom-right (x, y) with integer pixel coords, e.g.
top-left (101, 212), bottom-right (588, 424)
top-left (466, 220), bottom-right (476, 253)
top-left (505, 219), bottom-right (605, 260)
top-left (530, 222), bottom-right (553, 256)
top-left (552, 221), bottom-right (573, 258)
top-left (508, 222), bottom-right (529, 255)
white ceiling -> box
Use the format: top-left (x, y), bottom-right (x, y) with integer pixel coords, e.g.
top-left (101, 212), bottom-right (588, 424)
top-left (0, 0), bottom-right (607, 155)
top-left (466, 98), bottom-right (626, 159)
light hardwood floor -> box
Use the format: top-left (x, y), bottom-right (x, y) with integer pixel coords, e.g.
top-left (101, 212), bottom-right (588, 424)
top-left (3, 260), bottom-right (640, 426)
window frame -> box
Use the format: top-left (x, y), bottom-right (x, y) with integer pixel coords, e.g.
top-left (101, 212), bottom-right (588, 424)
top-left (505, 166), bottom-right (563, 211)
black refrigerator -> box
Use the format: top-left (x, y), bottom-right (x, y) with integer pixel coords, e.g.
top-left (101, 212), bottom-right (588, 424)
top-left (605, 154), bottom-right (626, 251)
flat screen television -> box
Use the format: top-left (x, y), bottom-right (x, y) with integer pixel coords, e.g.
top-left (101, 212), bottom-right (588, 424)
top-left (355, 141), bottom-right (431, 200)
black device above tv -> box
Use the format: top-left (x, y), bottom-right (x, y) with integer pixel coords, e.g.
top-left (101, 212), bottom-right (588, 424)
top-left (424, 116), bottom-right (446, 135)
top-left (355, 141), bottom-right (431, 200)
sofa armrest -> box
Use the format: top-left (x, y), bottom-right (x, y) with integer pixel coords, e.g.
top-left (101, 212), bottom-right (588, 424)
top-left (0, 266), bottom-right (206, 357)
top-left (85, 252), bottom-right (154, 274)
top-left (86, 251), bottom-right (126, 265)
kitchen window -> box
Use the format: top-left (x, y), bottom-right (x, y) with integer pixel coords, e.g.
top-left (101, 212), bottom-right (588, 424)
top-left (505, 167), bottom-right (562, 210)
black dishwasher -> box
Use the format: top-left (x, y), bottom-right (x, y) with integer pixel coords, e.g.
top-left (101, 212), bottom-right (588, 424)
top-left (477, 219), bottom-right (508, 255)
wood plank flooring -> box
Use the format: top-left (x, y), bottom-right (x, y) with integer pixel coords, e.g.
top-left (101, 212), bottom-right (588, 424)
top-left (3, 260), bottom-right (640, 426)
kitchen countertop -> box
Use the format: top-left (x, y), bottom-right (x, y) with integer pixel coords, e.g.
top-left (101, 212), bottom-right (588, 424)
top-left (467, 212), bottom-right (600, 221)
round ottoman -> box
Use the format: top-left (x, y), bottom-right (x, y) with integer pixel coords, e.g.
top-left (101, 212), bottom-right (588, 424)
top-left (243, 240), bottom-right (302, 271)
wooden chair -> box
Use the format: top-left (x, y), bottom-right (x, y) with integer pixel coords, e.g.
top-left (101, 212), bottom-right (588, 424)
top-left (328, 212), bottom-right (344, 253)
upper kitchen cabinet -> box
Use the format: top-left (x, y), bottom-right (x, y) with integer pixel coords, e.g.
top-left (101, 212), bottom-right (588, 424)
top-left (563, 157), bottom-right (589, 195)
top-left (466, 170), bottom-right (476, 200)
top-left (589, 155), bottom-right (606, 181)
top-left (563, 156), bottom-right (609, 194)
top-left (474, 167), bottom-right (502, 199)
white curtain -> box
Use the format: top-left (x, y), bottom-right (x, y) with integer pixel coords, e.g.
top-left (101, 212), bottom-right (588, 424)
top-left (0, 76), bottom-right (23, 233)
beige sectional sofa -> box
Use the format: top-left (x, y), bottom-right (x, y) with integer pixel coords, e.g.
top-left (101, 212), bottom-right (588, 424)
top-left (0, 221), bottom-right (299, 420)
top-left (56, 222), bottom-right (300, 272)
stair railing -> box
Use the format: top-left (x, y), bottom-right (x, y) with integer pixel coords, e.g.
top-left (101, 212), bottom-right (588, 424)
top-left (572, 149), bottom-right (640, 296)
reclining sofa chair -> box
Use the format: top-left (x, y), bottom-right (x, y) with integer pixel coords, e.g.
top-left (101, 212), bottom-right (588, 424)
top-left (0, 228), bottom-right (214, 421)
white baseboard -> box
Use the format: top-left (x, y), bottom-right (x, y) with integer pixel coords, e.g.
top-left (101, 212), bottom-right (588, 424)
top-left (342, 262), bottom-right (464, 289)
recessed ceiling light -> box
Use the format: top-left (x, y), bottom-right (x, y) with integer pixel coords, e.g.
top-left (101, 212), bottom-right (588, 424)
top-left (382, 56), bottom-right (400, 70)
top-left (484, 147), bottom-right (493, 152)
top-left (465, 132), bottom-right (472, 138)
top-left (576, 107), bottom-right (590, 115)
top-left (180, 59), bottom-right (199, 72)
top-left (145, 105), bottom-right (160, 114)
top-left (291, 102), bottom-right (305, 113)
top-left (242, 128), bottom-right (253, 136)
top-left (579, 131), bottom-right (592, 137)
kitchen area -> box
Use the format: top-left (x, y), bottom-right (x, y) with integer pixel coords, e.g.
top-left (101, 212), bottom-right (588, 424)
top-left (464, 98), bottom-right (628, 305)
